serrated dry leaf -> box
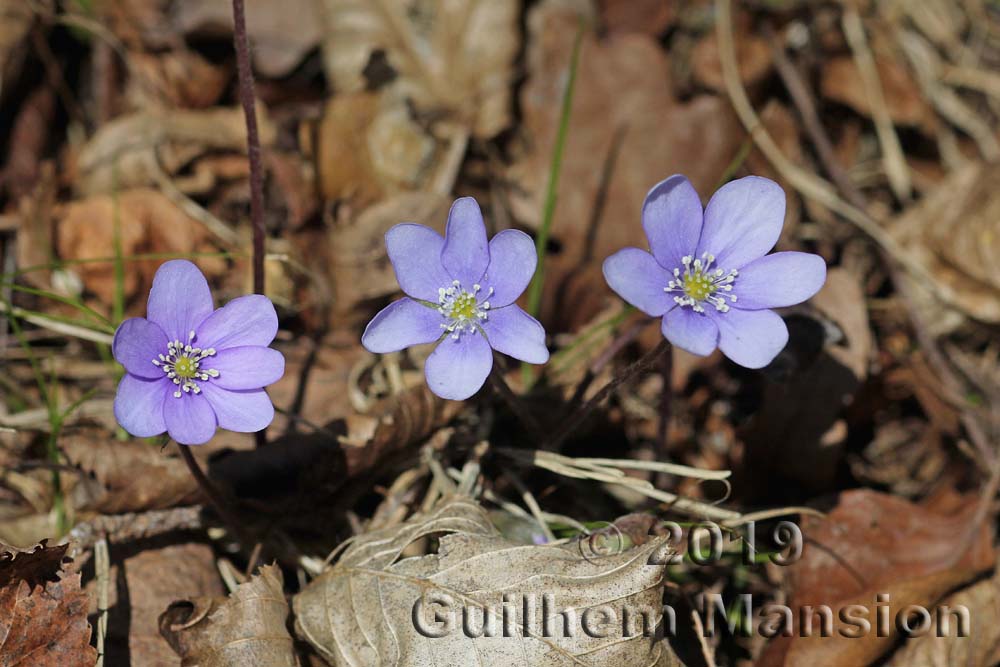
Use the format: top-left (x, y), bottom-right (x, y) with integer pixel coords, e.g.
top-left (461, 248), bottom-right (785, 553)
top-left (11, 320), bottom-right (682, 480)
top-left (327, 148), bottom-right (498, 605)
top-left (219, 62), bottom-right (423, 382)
top-left (0, 546), bottom-right (97, 667)
top-left (319, 0), bottom-right (519, 139)
top-left (160, 564), bottom-right (297, 667)
top-left (294, 496), bottom-right (681, 667)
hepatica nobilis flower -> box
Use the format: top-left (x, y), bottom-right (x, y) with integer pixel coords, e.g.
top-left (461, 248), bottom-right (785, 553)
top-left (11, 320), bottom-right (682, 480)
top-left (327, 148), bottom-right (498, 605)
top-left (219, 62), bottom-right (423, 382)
top-left (112, 260), bottom-right (284, 445)
top-left (361, 197), bottom-right (549, 400)
top-left (603, 175), bottom-right (826, 368)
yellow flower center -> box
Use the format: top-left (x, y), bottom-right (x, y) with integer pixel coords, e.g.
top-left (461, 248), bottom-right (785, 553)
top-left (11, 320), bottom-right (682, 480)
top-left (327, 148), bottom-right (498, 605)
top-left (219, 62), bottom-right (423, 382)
top-left (437, 280), bottom-right (493, 339)
top-left (664, 253), bottom-right (739, 313)
top-left (450, 292), bottom-right (479, 320)
top-left (173, 356), bottom-right (197, 378)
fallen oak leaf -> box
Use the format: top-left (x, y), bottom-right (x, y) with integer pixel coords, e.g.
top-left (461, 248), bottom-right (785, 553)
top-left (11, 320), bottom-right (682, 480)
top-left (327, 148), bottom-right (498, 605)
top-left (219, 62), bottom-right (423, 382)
top-left (160, 564), bottom-right (297, 667)
top-left (0, 549), bottom-right (97, 667)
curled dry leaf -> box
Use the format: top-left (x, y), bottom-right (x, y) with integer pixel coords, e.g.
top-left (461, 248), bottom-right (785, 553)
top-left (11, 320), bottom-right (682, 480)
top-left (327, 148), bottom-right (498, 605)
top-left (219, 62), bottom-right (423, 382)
top-left (85, 542), bottom-right (224, 666)
top-left (757, 489), bottom-right (994, 667)
top-left (74, 106), bottom-right (276, 197)
top-left (319, 0), bottom-right (519, 139)
top-left (0, 544), bottom-right (97, 667)
top-left (294, 496), bottom-right (682, 667)
top-left (888, 161), bottom-right (1000, 326)
top-left (160, 564), bottom-right (296, 667)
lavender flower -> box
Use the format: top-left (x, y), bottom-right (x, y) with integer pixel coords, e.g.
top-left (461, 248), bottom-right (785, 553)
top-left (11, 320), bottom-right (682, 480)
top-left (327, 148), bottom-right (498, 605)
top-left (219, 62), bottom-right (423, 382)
top-left (603, 175), bottom-right (826, 368)
top-left (112, 260), bottom-right (284, 445)
top-left (362, 197), bottom-right (548, 400)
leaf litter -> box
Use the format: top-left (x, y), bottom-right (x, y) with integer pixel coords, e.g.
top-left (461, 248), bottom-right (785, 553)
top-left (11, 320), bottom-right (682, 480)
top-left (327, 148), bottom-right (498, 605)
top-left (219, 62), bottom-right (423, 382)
top-left (1, 1), bottom-right (1000, 666)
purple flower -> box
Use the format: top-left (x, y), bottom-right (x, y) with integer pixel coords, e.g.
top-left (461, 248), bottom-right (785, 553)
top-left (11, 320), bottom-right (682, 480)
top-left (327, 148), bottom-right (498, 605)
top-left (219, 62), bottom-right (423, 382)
top-left (361, 197), bottom-right (548, 400)
top-left (603, 175), bottom-right (826, 368)
top-left (112, 260), bottom-right (284, 445)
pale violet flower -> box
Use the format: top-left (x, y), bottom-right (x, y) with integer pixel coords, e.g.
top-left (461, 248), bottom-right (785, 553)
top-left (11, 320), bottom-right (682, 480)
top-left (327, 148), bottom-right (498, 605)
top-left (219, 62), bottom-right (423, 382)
top-left (362, 197), bottom-right (549, 400)
top-left (112, 260), bottom-right (284, 445)
top-left (603, 175), bottom-right (826, 368)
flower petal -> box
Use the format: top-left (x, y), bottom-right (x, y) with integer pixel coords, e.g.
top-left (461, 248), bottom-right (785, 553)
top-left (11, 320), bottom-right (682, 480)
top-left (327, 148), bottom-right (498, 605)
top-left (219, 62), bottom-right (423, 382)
top-left (642, 175), bottom-right (704, 271)
top-left (481, 305), bottom-right (548, 364)
top-left (201, 384), bottom-right (274, 433)
top-left (602, 248), bottom-right (673, 316)
top-left (147, 260), bottom-right (214, 342)
top-left (484, 229), bottom-right (536, 307)
top-left (732, 252), bottom-right (827, 310)
top-left (194, 295), bottom-right (278, 351)
top-left (112, 318), bottom-right (168, 379)
top-left (207, 346), bottom-right (285, 390)
top-left (163, 393), bottom-right (217, 445)
top-left (441, 197), bottom-right (490, 286)
top-left (698, 176), bottom-right (786, 269)
top-left (662, 307), bottom-right (719, 357)
top-left (709, 308), bottom-right (788, 369)
top-left (361, 298), bottom-right (444, 354)
top-left (113, 374), bottom-right (168, 438)
top-left (424, 332), bottom-right (493, 400)
top-left (385, 223), bottom-right (452, 301)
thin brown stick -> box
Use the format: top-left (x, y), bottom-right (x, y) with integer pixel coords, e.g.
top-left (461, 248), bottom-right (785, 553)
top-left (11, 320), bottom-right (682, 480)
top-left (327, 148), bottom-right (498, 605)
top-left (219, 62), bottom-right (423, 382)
top-left (231, 0), bottom-right (268, 448)
top-left (177, 442), bottom-right (241, 532)
top-left (547, 340), bottom-right (670, 450)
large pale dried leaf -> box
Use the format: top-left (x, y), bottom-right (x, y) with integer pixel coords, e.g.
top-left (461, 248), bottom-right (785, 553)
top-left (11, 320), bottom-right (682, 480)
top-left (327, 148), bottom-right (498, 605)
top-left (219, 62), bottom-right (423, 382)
top-left (294, 496), bottom-right (680, 666)
top-left (0, 547), bottom-right (97, 667)
top-left (161, 564), bottom-right (296, 666)
top-left (758, 489), bottom-right (994, 667)
top-left (175, 0), bottom-right (322, 78)
top-left (888, 161), bottom-right (1000, 325)
top-left (61, 430), bottom-right (200, 513)
top-left (319, 0), bottom-right (519, 138)
top-left (886, 557), bottom-right (1000, 666)
top-left (55, 188), bottom-right (226, 311)
top-left (508, 0), bottom-right (744, 299)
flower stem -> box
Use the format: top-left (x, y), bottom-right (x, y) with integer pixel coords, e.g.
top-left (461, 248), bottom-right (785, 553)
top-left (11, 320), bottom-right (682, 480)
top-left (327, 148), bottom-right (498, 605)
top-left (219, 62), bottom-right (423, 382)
top-left (489, 366), bottom-right (546, 443)
top-left (176, 442), bottom-right (241, 533)
top-left (231, 0), bottom-right (268, 448)
top-left (546, 339), bottom-right (670, 450)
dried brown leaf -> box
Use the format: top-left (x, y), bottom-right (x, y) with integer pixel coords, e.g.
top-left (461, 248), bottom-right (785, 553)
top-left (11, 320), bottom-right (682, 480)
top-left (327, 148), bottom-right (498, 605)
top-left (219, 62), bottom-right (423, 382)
top-left (598, 0), bottom-right (675, 37)
top-left (61, 430), bottom-right (200, 513)
top-left (820, 56), bottom-right (932, 128)
top-left (55, 188), bottom-right (226, 311)
top-left (294, 496), bottom-right (681, 666)
top-left (885, 557), bottom-right (1000, 666)
top-left (508, 0), bottom-right (744, 308)
top-left (757, 489), bottom-right (994, 667)
top-left (0, 541), bottom-right (68, 590)
top-left (161, 564), bottom-right (296, 666)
